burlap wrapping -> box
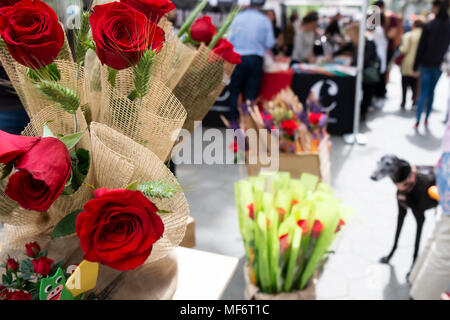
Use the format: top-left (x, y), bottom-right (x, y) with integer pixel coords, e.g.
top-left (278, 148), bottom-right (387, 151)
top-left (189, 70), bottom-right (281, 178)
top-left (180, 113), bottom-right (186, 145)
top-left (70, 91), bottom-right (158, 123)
top-left (172, 44), bottom-right (236, 134)
top-left (0, 106), bottom-right (93, 261)
top-left (243, 264), bottom-right (317, 300)
top-left (163, 40), bottom-right (197, 91)
top-left (15, 60), bottom-right (91, 121)
top-left (99, 66), bottom-right (186, 162)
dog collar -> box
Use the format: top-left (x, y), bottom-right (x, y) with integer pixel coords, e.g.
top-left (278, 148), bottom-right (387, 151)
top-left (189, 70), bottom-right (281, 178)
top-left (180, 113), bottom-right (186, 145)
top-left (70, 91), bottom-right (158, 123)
top-left (396, 165), bottom-right (417, 193)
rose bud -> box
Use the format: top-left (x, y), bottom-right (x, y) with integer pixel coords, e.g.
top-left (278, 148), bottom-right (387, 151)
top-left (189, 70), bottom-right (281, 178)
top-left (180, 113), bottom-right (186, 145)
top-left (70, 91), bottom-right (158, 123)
top-left (32, 256), bottom-right (53, 276)
top-left (281, 119), bottom-right (299, 136)
top-left (6, 258), bottom-right (19, 272)
top-left (209, 38), bottom-right (242, 65)
top-left (247, 203), bottom-right (254, 220)
top-left (76, 188), bottom-right (164, 271)
top-left (0, 130), bottom-right (71, 212)
top-left (121, 0), bottom-right (175, 23)
top-left (190, 16), bottom-right (216, 45)
top-left (25, 242), bottom-right (41, 258)
top-left (90, 2), bottom-right (165, 70)
top-left (310, 220), bottom-right (324, 239)
top-left (7, 290), bottom-right (32, 300)
top-left (0, 0), bottom-right (64, 69)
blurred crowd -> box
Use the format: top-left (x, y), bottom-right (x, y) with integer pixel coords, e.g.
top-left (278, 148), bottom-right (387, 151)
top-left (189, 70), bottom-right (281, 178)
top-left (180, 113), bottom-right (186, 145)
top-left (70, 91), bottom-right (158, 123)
top-left (227, 0), bottom-right (450, 129)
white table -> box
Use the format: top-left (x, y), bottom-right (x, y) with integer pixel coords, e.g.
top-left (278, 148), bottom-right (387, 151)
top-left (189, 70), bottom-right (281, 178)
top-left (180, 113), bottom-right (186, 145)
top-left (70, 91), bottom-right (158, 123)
top-left (173, 247), bottom-right (239, 300)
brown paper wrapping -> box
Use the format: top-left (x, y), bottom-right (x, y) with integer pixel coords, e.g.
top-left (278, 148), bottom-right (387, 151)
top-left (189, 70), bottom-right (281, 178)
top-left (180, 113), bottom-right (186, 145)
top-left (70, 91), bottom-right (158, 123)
top-left (243, 264), bottom-right (317, 300)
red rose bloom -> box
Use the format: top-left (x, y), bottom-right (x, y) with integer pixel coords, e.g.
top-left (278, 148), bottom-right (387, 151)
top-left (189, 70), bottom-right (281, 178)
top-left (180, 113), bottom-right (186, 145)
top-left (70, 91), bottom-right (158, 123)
top-left (121, 0), bottom-right (175, 23)
top-left (7, 290), bottom-right (32, 300)
top-left (90, 2), bottom-right (165, 70)
top-left (0, 0), bottom-right (20, 8)
top-left (0, 286), bottom-right (7, 299)
top-left (6, 258), bottom-right (18, 272)
top-left (32, 256), bottom-right (53, 276)
top-left (25, 241), bottom-right (40, 258)
top-left (308, 113), bottom-right (322, 126)
top-left (0, 0), bottom-right (64, 69)
top-left (76, 188), bottom-right (165, 271)
top-left (0, 130), bottom-right (71, 212)
top-left (209, 38), bottom-right (241, 64)
top-left (190, 16), bottom-right (216, 45)
top-left (281, 119), bottom-right (299, 136)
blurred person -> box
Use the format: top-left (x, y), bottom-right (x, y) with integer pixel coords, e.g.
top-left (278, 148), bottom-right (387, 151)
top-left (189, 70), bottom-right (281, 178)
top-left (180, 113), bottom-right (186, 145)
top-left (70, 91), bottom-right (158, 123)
top-left (371, 12), bottom-right (388, 108)
top-left (325, 12), bottom-right (343, 40)
top-left (291, 11), bottom-right (319, 64)
top-left (399, 17), bottom-right (425, 110)
top-left (409, 117), bottom-right (450, 300)
top-left (334, 23), bottom-right (380, 121)
top-left (284, 10), bottom-right (299, 57)
top-left (373, 0), bottom-right (403, 101)
top-left (414, 0), bottom-right (450, 128)
top-left (266, 9), bottom-right (283, 56)
top-left (228, 0), bottom-right (275, 121)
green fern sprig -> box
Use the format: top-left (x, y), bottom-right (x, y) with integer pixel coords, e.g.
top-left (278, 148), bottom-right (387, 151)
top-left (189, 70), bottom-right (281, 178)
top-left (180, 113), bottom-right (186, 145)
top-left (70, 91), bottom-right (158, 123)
top-left (137, 179), bottom-right (177, 199)
top-left (128, 50), bottom-right (156, 101)
top-left (37, 80), bottom-right (80, 114)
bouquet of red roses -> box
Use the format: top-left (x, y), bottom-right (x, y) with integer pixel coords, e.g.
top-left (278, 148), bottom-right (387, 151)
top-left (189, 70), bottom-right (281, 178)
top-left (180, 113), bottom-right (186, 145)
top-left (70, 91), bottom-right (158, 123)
top-left (0, 0), bottom-right (190, 300)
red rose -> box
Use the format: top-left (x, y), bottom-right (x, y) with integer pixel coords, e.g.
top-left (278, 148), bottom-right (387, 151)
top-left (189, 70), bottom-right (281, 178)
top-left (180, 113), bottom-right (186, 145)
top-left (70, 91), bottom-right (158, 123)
top-left (7, 290), bottom-right (32, 300)
top-left (90, 2), bottom-right (165, 70)
top-left (311, 220), bottom-right (324, 239)
top-left (209, 38), bottom-right (241, 64)
top-left (76, 188), bottom-right (164, 271)
top-left (297, 219), bottom-right (309, 233)
top-left (308, 113), bottom-right (322, 126)
top-left (121, 0), bottom-right (175, 23)
top-left (0, 130), bottom-right (71, 212)
top-left (0, 0), bottom-right (64, 69)
top-left (280, 119), bottom-right (299, 136)
top-left (0, 0), bottom-right (20, 8)
top-left (25, 241), bottom-right (41, 258)
top-left (247, 203), bottom-right (254, 220)
top-left (32, 256), bottom-right (53, 276)
top-left (5, 258), bottom-right (18, 272)
top-left (190, 16), bottom-right (216, 45)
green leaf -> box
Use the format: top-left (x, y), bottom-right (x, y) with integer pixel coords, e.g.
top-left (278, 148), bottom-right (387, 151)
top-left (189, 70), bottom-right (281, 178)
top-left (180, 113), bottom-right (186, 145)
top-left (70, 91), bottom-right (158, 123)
top-left (157, 209), bottom-right (172, 214)
top-left (62, 148), bottom-right (90, 195)
top-left (125, 181), bottom-right (139, 191)
top-left (59, 131), bottom-right (85, 150)
top-left (0, 163), bottom-right (13, 181)
top-left (51, 210), bottom-right (83, 239)
top-left (20, 260), bottom-right (34, 275)
top-left (43, 122), bottom-right (56, 138)
top-left (137, 180), bottom-right (177, 199)
top-left (36, 80), bottom-right (80, 114)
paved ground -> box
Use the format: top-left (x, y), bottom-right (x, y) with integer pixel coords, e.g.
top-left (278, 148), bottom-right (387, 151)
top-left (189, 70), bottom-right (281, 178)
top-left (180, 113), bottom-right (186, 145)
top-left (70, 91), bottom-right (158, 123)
top-left (176, 66), bottom-right (448, 300)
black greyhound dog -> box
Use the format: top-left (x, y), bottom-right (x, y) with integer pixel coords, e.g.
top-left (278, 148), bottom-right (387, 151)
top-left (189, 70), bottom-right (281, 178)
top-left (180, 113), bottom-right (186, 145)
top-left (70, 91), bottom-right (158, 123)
top-left (371, 155), bottom-right (438, 277)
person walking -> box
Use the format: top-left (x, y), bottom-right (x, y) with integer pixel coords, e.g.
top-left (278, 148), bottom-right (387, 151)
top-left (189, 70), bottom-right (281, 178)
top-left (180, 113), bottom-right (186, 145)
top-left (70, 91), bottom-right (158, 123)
top-left (409, 118), bottom-right (450, 300)
top-left (284, 11), bottom-right (299, 57)
top-left (291, 11), bottom-right (319, 65)
top-left (228, 0), bottom-right (275, 121)
top-left (399, 17), bottom-right (425, 110)
top-left (414, 0), bottom-right (450, 128)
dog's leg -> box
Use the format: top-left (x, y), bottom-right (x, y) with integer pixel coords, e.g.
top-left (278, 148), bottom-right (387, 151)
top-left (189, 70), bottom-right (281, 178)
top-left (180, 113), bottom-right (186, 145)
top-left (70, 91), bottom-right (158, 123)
top-left (406, 210), bottom-right (425, 281)
top-left (380, 202), bottom-right (407, 264)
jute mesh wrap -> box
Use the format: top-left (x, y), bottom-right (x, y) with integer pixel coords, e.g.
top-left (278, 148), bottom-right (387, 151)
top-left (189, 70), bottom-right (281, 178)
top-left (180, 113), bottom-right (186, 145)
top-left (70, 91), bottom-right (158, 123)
top-left (89, 122), bottom-right (189, 263)
top-left (15, 60), bottom-right (91, 121)
top-left (173, 44), bottom-right (236, 134)
top-left (99, 66), bottom-right (186, 162)
top-left (162, 39), bottom-right (197, 91)
top-left (0, 106), bottom-right (93, 262)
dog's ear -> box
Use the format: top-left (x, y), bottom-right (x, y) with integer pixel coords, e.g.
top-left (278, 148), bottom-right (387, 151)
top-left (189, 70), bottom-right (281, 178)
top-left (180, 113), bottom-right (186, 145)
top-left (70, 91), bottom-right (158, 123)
top-left (394, 160), bottom-right (412, 183)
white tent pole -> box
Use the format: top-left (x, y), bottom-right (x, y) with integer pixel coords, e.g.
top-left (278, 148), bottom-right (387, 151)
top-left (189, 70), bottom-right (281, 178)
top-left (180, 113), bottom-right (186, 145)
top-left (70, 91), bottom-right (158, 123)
top-left (350, 0), bottom-right (369, 144)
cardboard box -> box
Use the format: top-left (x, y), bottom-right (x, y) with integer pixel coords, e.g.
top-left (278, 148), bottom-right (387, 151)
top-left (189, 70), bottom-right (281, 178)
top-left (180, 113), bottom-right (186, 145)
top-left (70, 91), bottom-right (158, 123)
top-left (245, 136), bottom-right (331, 183)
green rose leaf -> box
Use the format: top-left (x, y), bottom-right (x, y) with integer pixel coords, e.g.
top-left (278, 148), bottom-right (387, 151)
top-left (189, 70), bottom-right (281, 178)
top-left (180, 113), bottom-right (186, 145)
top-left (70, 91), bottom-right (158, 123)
top-left (51, 209), bottom-right (83, 239)
top-left (62, 148), bottom-right (90, 195)
top-left (59, 131), bottom-right (85, 150)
